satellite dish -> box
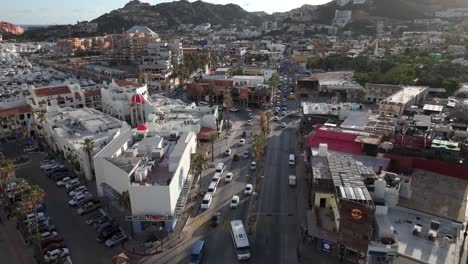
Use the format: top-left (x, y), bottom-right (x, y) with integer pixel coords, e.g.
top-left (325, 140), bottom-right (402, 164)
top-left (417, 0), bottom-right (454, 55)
top-left (380, 141), bottom-right (393, 150)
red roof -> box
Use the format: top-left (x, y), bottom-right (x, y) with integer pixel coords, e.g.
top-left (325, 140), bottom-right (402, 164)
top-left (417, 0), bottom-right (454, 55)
top-left (115, 80), bottom-right (140, 88)
top-left (0, 105), bottom-right (32, 117)
top-left (136, 123), bottom-right (149, 131)
top-left (84, 90), bottom-right (101, 97)
top-left (34, 86), bottom-right (71, 97)
top-left (306, 126), bottom-right (363, 155)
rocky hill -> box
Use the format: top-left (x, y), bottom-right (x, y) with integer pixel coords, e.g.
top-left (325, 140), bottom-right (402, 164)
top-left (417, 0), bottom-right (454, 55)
top-left (0, 21), bottom-right (24, 35)
top-left (92, 0), bottom-right (265, 33)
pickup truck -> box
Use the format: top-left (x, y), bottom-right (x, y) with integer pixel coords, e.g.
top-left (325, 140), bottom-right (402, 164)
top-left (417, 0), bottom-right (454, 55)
top-left (289, 175), bottom-right (296, 187)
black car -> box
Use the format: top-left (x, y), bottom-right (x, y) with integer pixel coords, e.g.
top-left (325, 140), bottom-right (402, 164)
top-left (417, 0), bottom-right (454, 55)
top-left (211, 213), bottom-right (221, 227)
top-left (96, 226), bottom-right (120, 242)
top-left (241, 131), bottom-right (247, 138)
top-left (46, 167), bottom-right (68, 177)
top-left (50, 173), bottom-right (70, 181)
top-left (92, 216), bottom-right (111, 228)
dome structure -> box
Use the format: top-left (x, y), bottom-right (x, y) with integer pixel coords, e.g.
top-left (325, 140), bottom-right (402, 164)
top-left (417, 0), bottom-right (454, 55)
top-left (131, 94), bottom-right (145, 105)
top-left (136, 123), bottom-right (148, 131)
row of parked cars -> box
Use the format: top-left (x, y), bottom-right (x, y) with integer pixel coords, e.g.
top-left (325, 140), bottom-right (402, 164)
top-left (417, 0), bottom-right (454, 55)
top-left (40, 159), bottom-right (128, 248)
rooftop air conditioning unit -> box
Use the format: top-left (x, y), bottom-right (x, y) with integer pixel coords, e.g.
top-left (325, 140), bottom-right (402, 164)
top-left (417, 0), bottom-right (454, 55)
top-left (412, 224), bottom-right (422, 236)
top-left (427, 229), bottom-right (437, 242)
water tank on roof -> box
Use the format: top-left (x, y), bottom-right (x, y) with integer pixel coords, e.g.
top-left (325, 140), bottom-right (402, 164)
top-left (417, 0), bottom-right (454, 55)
top-left (318, 143), bottom-right (328, 157)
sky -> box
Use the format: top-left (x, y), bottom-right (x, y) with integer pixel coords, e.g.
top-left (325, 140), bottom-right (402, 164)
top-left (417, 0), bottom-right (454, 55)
top-left (1, 0), bottom-right (332, 25)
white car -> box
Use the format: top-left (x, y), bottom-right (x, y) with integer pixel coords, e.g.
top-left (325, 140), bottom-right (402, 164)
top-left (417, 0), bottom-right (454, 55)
top-left (281, 111), bottom-right (286, 116)
top-left (248, 113), bottom-right (253, 119)
top-left (242, 151), bottom-right (249, 159)
top-left (105, 232), bottom-right (128, 247)
top-left (56, 177), bottom-right (72, 187)
top-left (65, 179), bottom-right (80, 190)
top-left (230, 195), bottom-right (240, 209)
top-left (25, 212), bottom-right (45, 223)
top-left (44, 248), bottom-right (70, 262)
top-left (250, 161), bottom-right (256, 170)
top-left (201, 193), bottom-right (212, 210)
top-left (244, 184), bottom-right (253, 195)
top-left (229, 107), bottom-right (239, 112)
top-left (40, 162), bottom-right (59, 170)
top-left (68, 186), bottom-right (87, 196)
top-left (239, 139), bottom-right (246, 146)
top-left (68, 192), bottom-right (92, 207)
top-left (280, 122), bottom-right (287, 128)
top-left (246, 120), bottom-right (252, 126)
top-left (275, 107), bottom-right (280, 112)
top-left (245, 108), bottom-right (252, 112)
top-left (225, 172), bottom-right (233, 183)
top-left (273, 116), bottom-right (279, 122)
top-left (224, 149), bottom-right (232, 156)
top-left (40, 231), bottom-right (58, 240)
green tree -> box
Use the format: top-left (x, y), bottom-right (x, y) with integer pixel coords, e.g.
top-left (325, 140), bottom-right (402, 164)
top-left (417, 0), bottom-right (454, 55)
top-left (208, 133), bottom-right (217, 162)
top-left (223, 92), bottom-right (233, 131)
top-left (191, 153), bottom-right (207, 190)
top-left (117, 190), bottom-right (131, 211)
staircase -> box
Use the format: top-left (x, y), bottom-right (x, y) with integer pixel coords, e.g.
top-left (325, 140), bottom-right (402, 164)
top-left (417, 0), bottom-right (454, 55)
top-left (173, 174), bottom-right (193, 219)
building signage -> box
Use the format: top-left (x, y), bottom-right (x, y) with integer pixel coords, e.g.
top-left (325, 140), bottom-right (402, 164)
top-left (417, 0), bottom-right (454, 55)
top-left (351, 208), bottom-right (364, 220)
top-left (321, 239), bottom-right (333, 253)
top-left (126, 215), bottom-right (174, 222)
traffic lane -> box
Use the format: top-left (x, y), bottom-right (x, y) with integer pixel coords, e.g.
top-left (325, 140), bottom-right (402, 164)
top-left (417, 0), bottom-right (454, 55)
top-left (16, 153), bottom-right (120, 264)
top-left (253, 126), bottom-right (295, 263)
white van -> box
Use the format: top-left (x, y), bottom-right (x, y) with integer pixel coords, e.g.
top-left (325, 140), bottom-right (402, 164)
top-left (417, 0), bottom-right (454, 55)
top-left (289, 154), bottom-right (296, 165)
top-left (215, 163), bottom-right (225, 174)
top-left (201, 193), bottom-right (212, 209)
top-left (211, 172), bottom-right (221, 184)
top-left (207, 182), bottom-right (218, 196)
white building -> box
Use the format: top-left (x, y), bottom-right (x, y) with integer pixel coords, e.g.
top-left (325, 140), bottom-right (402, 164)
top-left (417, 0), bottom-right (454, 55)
top-left (0, 98), bottom-right (33, 140)
top-left (101, 80), bottom-right (149, 126)
top-left (94, 127), bottom-right (197, 232)
top-left (232, 75), bottom-right (265, 87)
top-left (313, 71), bottom-right (363, 99)
top-left (378, 86), bottom-right (428, 117)
top-left (42, 106), bottom-right (130, 180)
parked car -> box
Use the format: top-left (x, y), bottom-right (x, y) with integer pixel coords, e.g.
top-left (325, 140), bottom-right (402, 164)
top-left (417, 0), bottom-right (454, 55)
top-left (86, 213), bottom-right (105, 225)
top-left (77, 201), bottom-right (101, 215)
top-left (241, 131), bottom-right (247, 138)
top-left (68, 192), bottom-right (93, 207)
top-left (248, 113), bottom-right (253, 119)
top-left (43, 248), bottom-right (70, 263)
top-left (25, 145), bottom-right (39, 152)
top-left (243, 151), bottom-right (249, 159)
top-left (246, 120), bottom-right (252, 126)
top-left (96, 221), bottom-right (115, 233)
top-left (230, 195), bottom-right (240, 208)
top-left (56, 177), bottom-right (72, 187)
top-left (68, 186), bottom-right (87, 196)
top-left (280, 122), bottom-right (286, 128)
top-left (224, 173), bottom-right (233, 183)
top-left (244, 184), bottom-right (253, 195)
top-left (42, 242), bottom-right (66, 253)
top-left (65, 180), bottom-right (81, 191)
top-left (273, 116), bottom-right (279, 122)
top-left (25, 212), bottom-right (45, 223)
top-left (229, 107), bottom-right (239, 112)
top-left (105, 232), bottom-right (128, 247)
top-left (96, 226), bottom-right (120, 242)
top-left (91, 216), bottom-right (111, 228)
top-left (50, 173), bottom-right (70, 181)
top-left (46, 167), bottom-right (68, 177)
top-left (41, 235), bottom-right (64, 248)
top-left (40, 231), bottom-right (58, 240)
top-left (238, 139), bottom-right (246, 146)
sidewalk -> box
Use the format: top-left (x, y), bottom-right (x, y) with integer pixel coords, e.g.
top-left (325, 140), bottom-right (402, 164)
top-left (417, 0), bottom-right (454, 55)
top-left (0, 208), bottom-right (36, 264)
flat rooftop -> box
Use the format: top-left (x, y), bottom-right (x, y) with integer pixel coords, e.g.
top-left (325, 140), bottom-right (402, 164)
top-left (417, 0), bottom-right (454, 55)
top-left (398, 169), bottom-right (468, 222)
top-left (388, 207), bottom-right (462, 264)
top-left (382, 86), bottom-right (427, 105)
top-left (312, 71), bottom-right (355, 86)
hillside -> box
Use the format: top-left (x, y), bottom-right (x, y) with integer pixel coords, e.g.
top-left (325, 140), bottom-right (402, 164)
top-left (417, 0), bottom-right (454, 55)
top-left (92, 0), bottom-right (265, 33)
top-left (0, 21), bottom-right (24, 35)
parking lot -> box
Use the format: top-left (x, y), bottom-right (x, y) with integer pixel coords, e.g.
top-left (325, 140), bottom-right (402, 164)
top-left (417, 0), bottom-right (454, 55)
top-left (6, 143), bottom-right (123, 264)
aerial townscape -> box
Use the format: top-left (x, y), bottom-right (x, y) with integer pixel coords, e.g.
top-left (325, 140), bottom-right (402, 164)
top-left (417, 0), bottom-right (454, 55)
top-left (2, 0), bottom-right (468, 263)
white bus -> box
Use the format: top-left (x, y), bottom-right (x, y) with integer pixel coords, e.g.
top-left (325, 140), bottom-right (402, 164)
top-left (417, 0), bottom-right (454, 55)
top-left (230, 220), bottom-right (251, 260)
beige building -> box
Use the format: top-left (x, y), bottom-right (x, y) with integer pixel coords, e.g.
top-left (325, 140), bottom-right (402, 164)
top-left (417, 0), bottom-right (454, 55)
top-left (365, 84), bottom-right (403, 103)
top-left (378, 86), bottom-right (428, 117)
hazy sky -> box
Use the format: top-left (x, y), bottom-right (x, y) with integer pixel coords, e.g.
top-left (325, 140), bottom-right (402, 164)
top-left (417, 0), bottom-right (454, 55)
top-left (1, 0), bottom-right (332, 25)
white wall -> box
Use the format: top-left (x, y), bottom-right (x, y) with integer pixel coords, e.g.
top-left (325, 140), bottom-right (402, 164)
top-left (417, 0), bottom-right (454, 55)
top-left (129, 185), bottom-right (172, 215)
top-left (94, 157), bottom-right (131, 196)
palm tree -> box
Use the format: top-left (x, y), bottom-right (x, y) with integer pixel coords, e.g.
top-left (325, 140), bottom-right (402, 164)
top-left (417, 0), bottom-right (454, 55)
top-left (252, 133), bottom-right (266, 192)
top-left (257, 111), bottom-right (271, 137)
top-left (117, 190), bottom-right (131, 211)
top-left (208, 133), bottom-right (217, 162)
top-left (224, 91), bottom-right (233, 131)
top-left (0, 160), bottom-right (15, 206)
top-left (81, 138), bottom-right (95, 181)
top-left (24, 185), bottom-right (46, 258)
top-left (191, 153), bottom-right (207, 190)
